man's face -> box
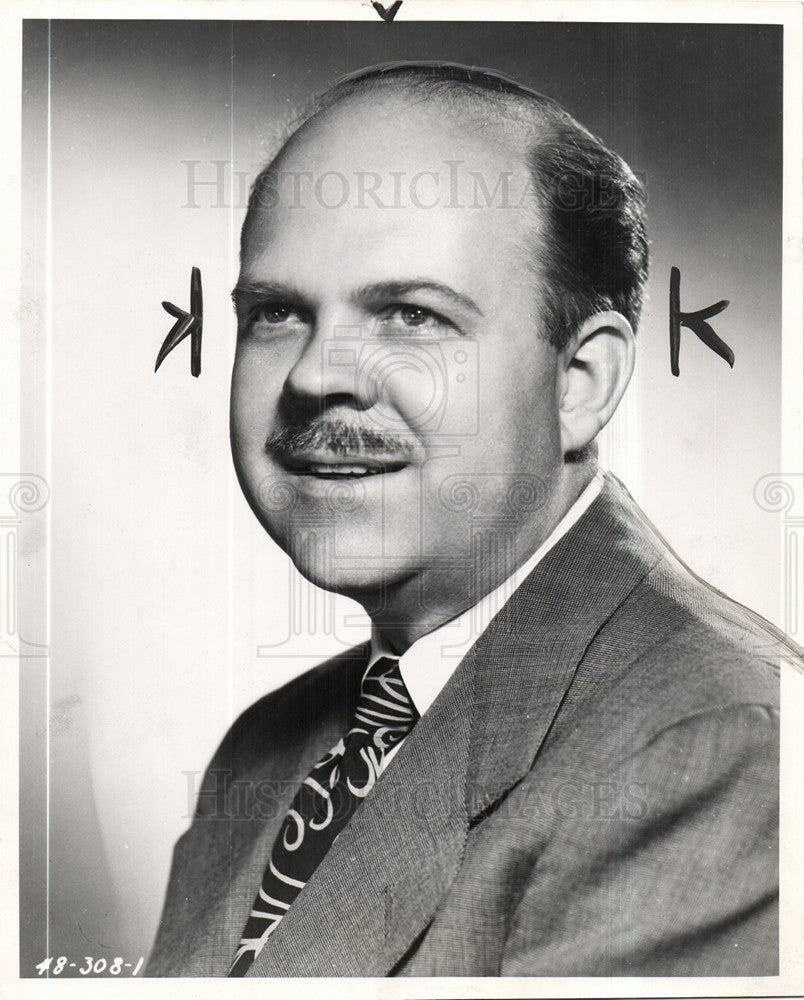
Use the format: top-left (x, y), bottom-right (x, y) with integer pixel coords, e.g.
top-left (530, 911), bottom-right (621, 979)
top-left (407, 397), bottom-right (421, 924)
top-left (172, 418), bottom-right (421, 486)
top-left (231, 95), bottom-right (567, 618)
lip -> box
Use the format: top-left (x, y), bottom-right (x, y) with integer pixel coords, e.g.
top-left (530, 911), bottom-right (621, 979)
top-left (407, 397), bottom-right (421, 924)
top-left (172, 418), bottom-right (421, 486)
top-left (275, 451), bottom-right (411, 478)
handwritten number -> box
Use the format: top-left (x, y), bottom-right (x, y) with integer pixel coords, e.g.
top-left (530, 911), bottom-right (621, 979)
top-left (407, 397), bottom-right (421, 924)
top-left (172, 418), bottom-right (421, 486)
top-left (36, 954), bottom-right (143, 975)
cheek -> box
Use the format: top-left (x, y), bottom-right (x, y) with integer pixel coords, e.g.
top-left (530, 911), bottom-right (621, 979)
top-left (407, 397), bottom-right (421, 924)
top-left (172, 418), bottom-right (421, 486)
top-left (380, 343), bottom-right (482, 438)
top-left (231, 351), bottom-right (282, 436)
top-left (495, 388), bottom-right (562, 471)
top-left (374, 348), bottom-right (449, 434)
top-left (480, 339), bottom-right (560, 438)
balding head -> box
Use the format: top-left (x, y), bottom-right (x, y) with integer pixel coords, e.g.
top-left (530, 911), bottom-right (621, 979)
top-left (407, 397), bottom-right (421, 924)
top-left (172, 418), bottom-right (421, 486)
top-left (242, 61), bottom-right (649, 351)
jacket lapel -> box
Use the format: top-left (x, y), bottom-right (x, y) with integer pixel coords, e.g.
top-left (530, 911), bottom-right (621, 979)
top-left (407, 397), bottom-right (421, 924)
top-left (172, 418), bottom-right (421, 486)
top-left (466, 474), bottom-right (663, 818)
top-left (247, 475), bottom-right (664, 976)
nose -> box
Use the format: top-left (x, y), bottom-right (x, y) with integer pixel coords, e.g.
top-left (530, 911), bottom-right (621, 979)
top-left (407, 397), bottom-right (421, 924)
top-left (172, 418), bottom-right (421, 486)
top-left (282, 314), bottom-right (378, 412)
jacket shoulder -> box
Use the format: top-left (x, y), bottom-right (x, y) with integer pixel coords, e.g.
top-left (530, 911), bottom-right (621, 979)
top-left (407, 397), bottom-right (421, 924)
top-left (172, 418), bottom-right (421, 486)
top-left (555, 556), bottom-right (784, 765)
top-left (634, 554), bottom-right (784, 704)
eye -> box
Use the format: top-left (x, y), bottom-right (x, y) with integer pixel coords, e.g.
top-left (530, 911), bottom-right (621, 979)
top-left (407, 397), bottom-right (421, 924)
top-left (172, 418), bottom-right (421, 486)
top-left (240, 300), bottom-right (312, 338)
top-left (379, 304), bottom-right (456, 334)
top-left (254, 302), bottom-right (304, 325)
top-left (397, 305), bottom-right (431, 327)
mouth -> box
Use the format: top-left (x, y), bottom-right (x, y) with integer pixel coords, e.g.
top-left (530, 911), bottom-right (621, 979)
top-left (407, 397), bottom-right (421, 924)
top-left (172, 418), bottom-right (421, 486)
top-left (278, 452), bottom-right (410, 479)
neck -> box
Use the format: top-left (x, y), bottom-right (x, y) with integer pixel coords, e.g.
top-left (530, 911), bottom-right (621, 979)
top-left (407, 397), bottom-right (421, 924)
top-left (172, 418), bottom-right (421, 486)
top-left (366, 462), bottom-right (597, 653)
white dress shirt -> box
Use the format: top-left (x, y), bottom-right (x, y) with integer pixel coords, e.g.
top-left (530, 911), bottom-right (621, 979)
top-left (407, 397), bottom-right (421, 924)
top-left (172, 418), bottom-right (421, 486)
top-left (368, 472), bottom-right (604, 765)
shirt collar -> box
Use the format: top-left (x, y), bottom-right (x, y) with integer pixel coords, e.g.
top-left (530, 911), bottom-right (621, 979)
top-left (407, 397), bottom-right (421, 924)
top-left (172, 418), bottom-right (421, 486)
top-left (368, 472), bottom-right (604, 716)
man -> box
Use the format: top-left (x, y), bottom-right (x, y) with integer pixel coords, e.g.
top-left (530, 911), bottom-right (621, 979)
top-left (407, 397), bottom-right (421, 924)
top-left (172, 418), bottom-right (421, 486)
top-left (147, 61), bottom-right (793, 978)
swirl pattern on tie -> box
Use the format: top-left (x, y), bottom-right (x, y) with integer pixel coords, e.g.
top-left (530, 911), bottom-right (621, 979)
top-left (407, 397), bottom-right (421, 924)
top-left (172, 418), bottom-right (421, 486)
top-left (229, 656), bottom-right (418, 976)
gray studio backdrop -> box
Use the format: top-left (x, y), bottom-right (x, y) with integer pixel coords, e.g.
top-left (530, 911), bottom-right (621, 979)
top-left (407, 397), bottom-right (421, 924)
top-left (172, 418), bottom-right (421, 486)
top-left (19, 19), bottom-right (783, 972)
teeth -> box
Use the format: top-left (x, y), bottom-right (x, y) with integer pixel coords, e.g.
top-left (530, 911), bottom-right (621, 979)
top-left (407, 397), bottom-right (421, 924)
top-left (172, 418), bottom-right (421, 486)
top-left (309, 464), bottom-right (372, 475)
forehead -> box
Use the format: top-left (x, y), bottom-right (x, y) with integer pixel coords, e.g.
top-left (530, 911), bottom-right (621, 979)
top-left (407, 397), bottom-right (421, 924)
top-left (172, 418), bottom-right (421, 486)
top-left (240, 93), bottom-right (542, 291)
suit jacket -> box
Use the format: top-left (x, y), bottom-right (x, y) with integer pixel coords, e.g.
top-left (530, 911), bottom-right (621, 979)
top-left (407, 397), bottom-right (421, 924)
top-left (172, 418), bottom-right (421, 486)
top-left (147, 474), bottom-right (793, 977)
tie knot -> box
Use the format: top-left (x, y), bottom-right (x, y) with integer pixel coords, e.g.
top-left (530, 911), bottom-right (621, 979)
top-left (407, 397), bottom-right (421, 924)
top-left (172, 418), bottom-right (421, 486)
top-left (349, 656), bottom-right (419, 752)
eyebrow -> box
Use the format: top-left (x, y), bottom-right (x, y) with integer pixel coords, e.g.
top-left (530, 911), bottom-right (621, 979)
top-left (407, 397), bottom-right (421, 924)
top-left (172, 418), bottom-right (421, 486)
top-left (231, 279), bottom-right (483, 317)
top-left (351, 280), bottom-right (484, 317)
top-left (231, 280), bottom-right (304, 304)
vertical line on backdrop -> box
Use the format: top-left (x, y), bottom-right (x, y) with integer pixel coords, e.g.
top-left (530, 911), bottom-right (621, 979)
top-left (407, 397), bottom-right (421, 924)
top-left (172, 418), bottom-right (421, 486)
top-left (44, 16), bottom-right (53, 966)
top-left (228, 17), bottom-right (236, 732)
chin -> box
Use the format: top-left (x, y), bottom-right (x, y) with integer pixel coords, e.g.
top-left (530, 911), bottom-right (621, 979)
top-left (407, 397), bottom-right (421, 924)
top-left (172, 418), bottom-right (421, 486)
top-left (284, 531), bottom-right (412, 601)
top-left (289, 557), bottom-right (388, 601)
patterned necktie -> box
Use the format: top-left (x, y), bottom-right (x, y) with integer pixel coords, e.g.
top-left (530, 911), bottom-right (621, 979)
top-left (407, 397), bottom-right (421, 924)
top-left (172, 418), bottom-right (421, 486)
top-left (229, 656), bottom-right (418, 976)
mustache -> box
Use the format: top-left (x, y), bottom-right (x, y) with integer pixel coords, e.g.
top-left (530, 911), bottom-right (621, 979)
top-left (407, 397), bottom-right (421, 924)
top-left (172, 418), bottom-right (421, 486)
top-left (264, 418), bottom-right (417, 459)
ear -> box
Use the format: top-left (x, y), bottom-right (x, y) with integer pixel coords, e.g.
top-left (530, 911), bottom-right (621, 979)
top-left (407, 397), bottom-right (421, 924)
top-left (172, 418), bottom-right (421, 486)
top-left (557, 311), bottom-right (635, 457)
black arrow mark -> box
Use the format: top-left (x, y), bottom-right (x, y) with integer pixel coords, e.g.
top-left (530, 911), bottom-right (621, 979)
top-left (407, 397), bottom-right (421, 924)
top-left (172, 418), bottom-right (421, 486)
top-left (669, 266), bottom-right (733, 377)
top-left (156, 266), bottom-right (203, 377)
top-left (372, 1), bottom-right (403, 22)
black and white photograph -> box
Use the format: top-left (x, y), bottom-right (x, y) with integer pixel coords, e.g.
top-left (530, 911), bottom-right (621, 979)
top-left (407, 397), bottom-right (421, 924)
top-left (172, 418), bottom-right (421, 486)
top-left (4, 2), bottom-right (803, 996)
